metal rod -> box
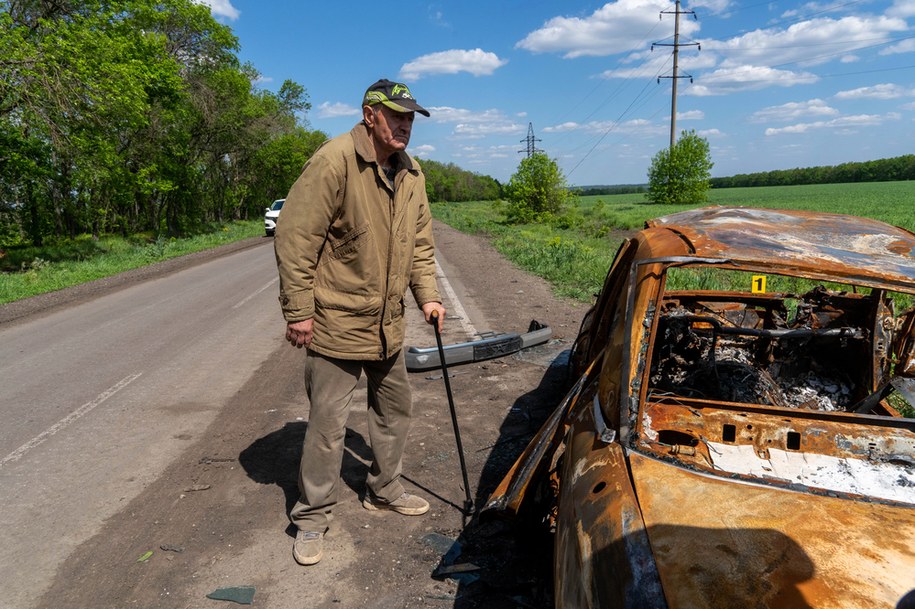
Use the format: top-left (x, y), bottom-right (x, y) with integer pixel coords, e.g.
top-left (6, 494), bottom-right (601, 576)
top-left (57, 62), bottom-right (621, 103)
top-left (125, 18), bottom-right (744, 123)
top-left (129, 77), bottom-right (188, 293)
top-left (431, 311), bottom-right (474, 516)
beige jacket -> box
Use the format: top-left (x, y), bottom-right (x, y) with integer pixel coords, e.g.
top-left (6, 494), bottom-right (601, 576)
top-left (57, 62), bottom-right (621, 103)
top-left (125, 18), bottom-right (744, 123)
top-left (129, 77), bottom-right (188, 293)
top-left (274, 123), bottom-right (441, 360)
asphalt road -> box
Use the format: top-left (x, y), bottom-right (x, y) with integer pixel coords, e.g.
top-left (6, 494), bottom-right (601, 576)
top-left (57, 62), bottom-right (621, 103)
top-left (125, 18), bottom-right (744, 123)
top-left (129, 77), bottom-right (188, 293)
top-left (0, 241), bottom-right (287, 607)
top-left (0, 225), bottom-right (585, 609)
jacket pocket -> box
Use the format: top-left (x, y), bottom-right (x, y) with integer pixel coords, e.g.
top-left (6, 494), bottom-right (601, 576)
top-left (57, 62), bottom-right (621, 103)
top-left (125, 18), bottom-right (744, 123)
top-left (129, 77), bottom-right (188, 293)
top-left (322, 224), bottom-right (369, 264)
top-left (314, 286), bottom-right (381, 315)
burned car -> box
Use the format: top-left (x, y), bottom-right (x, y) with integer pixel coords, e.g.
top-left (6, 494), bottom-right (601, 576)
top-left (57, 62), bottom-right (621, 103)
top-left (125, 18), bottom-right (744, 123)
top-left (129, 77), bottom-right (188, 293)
top-left (485, 207), bottom-right (915, 609)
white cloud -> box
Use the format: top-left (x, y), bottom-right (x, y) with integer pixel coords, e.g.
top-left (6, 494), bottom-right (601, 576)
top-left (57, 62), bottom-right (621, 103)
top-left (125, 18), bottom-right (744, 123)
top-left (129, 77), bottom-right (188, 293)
top-left (880, 38), bottom-right (915, 55)
top-left (412, 144), bottom-right (436, 158)
top-left (599, 50), bottom-right (716, 80)
top-left (835, 83), bottom-right (912, 100)
top-left (516, 0), bottom-right (700, 59)
top-left (765, 113), bottom-right (891, 135)
top-left (677, 110), bottom-right (705, 120)
top-left (453, 122), bottom-right (526, 139)
top-left (424, 106), bottom-right (525, 139)
top-left (543, 118), bottom-right (665, 136)
top-left (750, 99), bottom-right (838, 122)
top-left (399, 49), bottom-right (507, 80)
top-left (543, 122), bottom-right (581, 133)
top-left (688, 65), bottom-right (818, 95)
top-left (193, 0), bottom-right (239, 20)
top-left (428, 5), bottom-right (451, 28)
top-left (426, 106), bottom-right (513, 124)
top-left (887, 0), bottom-right (915, 18)
top-left (779, 1), bottom-right (860, 19)
top-left (455, 143), bottom-right (519, 162)
top-left (317, 102), bottom-right (359, 119)
top-left (598, 12), bottom-right (907, 98)
top-left (705, 15), bottom-right (907, 68)
top-left (698, 128), bottom-right (723, 137)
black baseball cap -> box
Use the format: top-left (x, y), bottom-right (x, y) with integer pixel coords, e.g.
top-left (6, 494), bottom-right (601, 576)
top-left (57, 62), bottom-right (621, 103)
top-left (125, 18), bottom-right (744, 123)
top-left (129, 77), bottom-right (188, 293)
top-left (362, 79), bottom-right (430, 117)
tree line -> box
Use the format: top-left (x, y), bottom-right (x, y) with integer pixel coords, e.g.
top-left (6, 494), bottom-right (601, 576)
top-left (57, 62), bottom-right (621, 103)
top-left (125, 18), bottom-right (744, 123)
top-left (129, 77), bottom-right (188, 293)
top-left (1, 0), bottom-right (327, 247)
top-left (574, 184), bottom-right (646, 196)
top-left (421, 159), bottom-right (501, 203)
top-left (710, 155), bottom-right (915, 189)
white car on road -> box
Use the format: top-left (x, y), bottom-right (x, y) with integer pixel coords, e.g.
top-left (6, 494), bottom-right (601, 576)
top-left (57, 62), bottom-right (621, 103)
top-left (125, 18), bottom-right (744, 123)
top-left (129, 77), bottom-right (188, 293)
top-left (264, 199), bottom-right (284, 236)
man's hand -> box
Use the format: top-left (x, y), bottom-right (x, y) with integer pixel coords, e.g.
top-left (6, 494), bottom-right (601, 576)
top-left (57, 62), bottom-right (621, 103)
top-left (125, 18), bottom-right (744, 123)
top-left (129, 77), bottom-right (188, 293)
top-left (286, 319), bottom-right (313, 349)
top-left (421, 302), bottom-right (447, 332)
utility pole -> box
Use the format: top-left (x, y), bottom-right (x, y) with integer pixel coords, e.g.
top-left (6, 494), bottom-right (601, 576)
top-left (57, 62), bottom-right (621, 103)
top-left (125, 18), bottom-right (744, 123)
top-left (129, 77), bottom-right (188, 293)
top-left (518, 122), bottom-right (543, 158)
top-left (653, 0), bottom-right (700, 149)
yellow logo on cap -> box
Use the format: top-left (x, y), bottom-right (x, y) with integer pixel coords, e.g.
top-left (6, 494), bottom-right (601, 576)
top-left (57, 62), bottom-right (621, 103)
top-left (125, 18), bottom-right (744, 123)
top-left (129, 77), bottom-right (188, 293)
top-left (392, 84), bottom-right (413, 99)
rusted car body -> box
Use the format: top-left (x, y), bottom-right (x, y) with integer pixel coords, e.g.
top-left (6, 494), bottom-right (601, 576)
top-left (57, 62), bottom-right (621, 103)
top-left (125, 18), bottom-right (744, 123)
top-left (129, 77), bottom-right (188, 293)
top-left (485, 207), bottom-right (915, 609)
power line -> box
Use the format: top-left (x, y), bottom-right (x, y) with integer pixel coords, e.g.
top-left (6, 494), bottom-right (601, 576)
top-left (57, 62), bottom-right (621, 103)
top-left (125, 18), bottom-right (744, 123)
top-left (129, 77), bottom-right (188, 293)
top-left (565, 78), bottom-right (666, 180)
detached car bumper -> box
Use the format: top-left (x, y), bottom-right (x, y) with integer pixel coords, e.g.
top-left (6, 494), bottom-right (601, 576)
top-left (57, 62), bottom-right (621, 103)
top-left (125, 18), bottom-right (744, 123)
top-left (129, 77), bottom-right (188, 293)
top-left (405, 320), bottom-right (552, 371)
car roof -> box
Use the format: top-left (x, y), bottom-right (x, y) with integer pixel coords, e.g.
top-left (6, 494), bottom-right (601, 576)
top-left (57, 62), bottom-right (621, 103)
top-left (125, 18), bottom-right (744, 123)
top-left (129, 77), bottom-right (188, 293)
top-left (645, 206), bottom-right (915, 293)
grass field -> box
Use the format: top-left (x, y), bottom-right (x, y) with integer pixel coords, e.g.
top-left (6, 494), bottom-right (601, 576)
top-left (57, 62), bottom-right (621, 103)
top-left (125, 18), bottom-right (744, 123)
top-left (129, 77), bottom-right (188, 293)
top-left (431, 181), bottom-right (915, 301)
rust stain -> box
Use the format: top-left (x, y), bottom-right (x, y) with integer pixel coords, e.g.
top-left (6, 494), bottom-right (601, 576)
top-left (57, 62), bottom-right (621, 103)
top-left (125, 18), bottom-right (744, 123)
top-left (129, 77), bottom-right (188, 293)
top-left (630, 452), bottom-right (915, 609)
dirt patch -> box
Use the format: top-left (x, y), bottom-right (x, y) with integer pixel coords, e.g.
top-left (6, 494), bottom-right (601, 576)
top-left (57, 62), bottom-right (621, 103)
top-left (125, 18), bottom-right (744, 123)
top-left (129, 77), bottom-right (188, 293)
top-left (31, 221), bottom-right (590, 609)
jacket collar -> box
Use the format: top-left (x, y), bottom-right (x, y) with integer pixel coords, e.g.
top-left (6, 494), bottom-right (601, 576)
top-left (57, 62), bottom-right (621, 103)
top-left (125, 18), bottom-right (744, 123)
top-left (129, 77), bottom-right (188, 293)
top-left (351, 122), bottom-right (415, 173)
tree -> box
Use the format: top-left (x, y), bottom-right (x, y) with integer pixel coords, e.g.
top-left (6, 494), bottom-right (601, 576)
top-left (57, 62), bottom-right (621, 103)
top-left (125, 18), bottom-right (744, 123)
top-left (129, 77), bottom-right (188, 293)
top-left (503, 152), bottom-right (574, 223)
top-left (0, 0), bottom-right (327, 245)
top-left (646, 130), bottom-right (713, 205)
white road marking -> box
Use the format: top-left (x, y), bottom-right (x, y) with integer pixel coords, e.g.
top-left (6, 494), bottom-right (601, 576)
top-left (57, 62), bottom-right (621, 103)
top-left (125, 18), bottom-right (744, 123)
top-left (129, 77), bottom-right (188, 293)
top-left (0, 373), bottom-right (142, 468)
top-left (233, 278), bottom-right (279, 310)
top-left (435, 258), bottom-right (478, 339)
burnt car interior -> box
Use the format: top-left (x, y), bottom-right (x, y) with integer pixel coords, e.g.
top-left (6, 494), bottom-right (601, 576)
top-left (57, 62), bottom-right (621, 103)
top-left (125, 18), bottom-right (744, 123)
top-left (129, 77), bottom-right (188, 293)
top-left (647, 269), bottom-right (914, 415)
top-left (637, 266), bottom-right (915, 484)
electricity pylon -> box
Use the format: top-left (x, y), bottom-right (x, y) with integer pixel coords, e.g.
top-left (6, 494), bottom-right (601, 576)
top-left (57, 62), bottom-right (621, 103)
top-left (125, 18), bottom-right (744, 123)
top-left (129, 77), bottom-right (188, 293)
top-left (653, 0), bottom-right (700, 149)
top-left (519, 122), bottom-right (543, 158)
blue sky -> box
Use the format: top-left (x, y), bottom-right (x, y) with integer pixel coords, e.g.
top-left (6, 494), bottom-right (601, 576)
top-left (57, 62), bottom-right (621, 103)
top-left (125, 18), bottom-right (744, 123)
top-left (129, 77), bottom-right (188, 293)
top-left (198, 0), bottom-right (914, 186)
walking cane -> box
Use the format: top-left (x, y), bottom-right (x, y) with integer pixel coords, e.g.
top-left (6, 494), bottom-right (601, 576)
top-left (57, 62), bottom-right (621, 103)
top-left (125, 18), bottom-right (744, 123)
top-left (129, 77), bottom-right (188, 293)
top-left (430, 310), bottom-right (474, 517)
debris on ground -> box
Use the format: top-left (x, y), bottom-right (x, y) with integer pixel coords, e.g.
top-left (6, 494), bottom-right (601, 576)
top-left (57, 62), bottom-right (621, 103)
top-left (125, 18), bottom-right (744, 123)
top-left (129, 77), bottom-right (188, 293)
top-left (205, 586), bottom-right (256, 605)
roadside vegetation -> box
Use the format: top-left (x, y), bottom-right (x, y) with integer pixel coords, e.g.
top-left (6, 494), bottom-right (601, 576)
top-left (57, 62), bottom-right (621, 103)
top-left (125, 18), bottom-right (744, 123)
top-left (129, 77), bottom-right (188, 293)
top-left (432, 180), bottom-right (915, 302)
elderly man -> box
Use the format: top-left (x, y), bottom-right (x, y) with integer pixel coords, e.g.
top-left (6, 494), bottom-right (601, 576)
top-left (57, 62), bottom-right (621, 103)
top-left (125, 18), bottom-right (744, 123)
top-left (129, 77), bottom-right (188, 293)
top-left (274, 79), bottom-right (446, 566)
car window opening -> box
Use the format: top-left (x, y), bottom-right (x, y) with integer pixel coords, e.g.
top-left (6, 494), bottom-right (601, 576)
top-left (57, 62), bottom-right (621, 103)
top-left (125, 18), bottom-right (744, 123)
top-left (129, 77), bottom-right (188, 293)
top-left (646, 267), bottom-right (915, 417)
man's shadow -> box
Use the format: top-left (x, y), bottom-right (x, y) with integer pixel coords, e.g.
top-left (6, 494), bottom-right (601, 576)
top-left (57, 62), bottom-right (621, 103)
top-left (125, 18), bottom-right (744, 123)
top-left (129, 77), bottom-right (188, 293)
top-left (238, 422), bottom-right (373, 535)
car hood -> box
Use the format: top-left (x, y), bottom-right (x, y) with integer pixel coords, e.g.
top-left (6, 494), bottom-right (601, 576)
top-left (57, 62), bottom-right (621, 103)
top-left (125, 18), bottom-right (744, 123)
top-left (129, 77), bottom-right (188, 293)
top-left (629, 451), bottom-right (915, 609)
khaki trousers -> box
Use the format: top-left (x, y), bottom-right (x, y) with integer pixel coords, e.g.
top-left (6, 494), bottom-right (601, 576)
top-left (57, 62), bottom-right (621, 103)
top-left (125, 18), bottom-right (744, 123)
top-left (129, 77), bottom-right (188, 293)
top-left (290, 349), bottom-right (413, 532)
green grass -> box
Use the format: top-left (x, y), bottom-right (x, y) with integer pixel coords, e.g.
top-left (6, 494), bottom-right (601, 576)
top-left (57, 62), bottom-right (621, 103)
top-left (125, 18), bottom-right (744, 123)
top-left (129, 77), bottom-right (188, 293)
top-left (0, 221), bottom-right (263, 304)
top-left (430, 180), bottom-right (915, 303)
